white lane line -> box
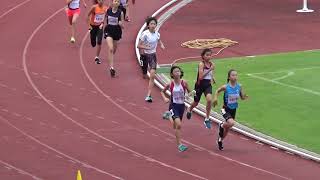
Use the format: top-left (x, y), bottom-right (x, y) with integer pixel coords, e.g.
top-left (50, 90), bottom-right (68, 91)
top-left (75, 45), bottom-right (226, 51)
top-left (31, 72), bottom-right (39, 76)
top-left (247, 74), bottom-right (320, 96)
top-left (0, 159), bottom-right (43, 180)
top-left (96, 116), bottom-right (105, 120)
top-left (90, 140), bottom-right (99, 143)
top-left (137, 129), bottom-right (145, 133)
top-left (25, 117), bottom-right (33, 121)
top-left (41, 75), bottom-right (50, 79)
top-left (0, 0), bottom-right (32, 19)
top-left (240, 137), bottom-right (249, 141)
top-left (249, 66), bottom-right (320, 75)
top-left (0, 116), bottom-right (123, 180)
top-left (12, 112), bottom-right (22, 117)
top-left (0, 83), bottom-right (8, 88)
top-left (1, 109), bottom-right (9, 112)
top-left (71, 107), bottom-right (79, 112)
top-left (272, 71), bottom-right (294, 81)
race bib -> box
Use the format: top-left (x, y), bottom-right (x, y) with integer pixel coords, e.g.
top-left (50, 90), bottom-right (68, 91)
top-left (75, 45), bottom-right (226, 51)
top-left (108, 16), bottom-right (118, 25)
top-left (94, 14), bottom-right (105, 23)
top-left (227, 94), bottom-right (239, 104)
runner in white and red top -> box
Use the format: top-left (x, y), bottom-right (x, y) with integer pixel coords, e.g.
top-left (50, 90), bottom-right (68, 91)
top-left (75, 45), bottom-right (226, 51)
top-left (161, 66), bottom-right (195, 152)
top-left (65, 0), bottom-right (87, 43)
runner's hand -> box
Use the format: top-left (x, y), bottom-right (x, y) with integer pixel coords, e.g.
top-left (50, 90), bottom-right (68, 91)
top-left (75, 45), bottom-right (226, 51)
top-left (212, 99), bottom-right (218, 107)
top-left (243, 95), bottom-right (249, 100)
top-left (188, 90), bottom-right (196, 97)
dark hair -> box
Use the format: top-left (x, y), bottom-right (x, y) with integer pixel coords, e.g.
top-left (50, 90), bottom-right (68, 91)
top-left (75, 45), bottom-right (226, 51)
top-left (227, 69), bottom-right (237, 82)
top-left (201, 48), bottom-right (213, 60)
top-left (145, 17), bottom-right (158, 27)
top-left (170, 66), bottom-right (184, 78)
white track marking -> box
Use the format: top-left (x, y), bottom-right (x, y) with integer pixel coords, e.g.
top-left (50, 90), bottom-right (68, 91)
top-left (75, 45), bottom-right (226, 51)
top-left (0, 159), bottom-right (43, 180)
top-left (248, 66), bottom-right (320, 75)
top-left (0, 0), bottom-right (32, 19)
top-left (272, 71), bottom-right (294, 81)
top-left (247, 73), bottom-right (320, 96)
top-left (0, 116), bottom-right (123, 179)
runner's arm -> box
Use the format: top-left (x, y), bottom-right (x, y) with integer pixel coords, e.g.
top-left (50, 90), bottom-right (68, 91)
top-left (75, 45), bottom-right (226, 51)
top-left (66, 0), bottom-right (72, 5)
top-left (119, 12), bottom-right (124, 29)
top-left (159, 39), bottom-right (165, 49)
top-left (240, 86), bottom-right (249, 100)
top-left (184, 81), bottom-right (196, 97)
top-left (82, 0), bottom-right (87, 8)
top-left (213, 85), bottom-right (226, 107)
top-left (137, 39), bottom-right (150, 50)
top-left (161, 84), bottom-right (170, 103)
top-left (87, 6), bottom-right (95, 29)
top-left (211, 63), bottom-right (216, 84)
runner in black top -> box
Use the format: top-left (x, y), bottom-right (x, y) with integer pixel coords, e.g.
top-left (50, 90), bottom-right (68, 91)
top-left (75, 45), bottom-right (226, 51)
top-left (186, 49), bottom-right (216, 129)
top-left (104, 0), bottom-right (124, 77)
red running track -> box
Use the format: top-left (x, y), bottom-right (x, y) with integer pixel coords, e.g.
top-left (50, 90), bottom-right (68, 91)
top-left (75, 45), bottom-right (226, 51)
top-left (159, 0), bottom-right (320, 61)
top-left (0, 0), bottom-right (319, 179)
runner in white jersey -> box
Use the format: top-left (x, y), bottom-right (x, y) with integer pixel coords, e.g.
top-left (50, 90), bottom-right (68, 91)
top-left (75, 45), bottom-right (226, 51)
top-left (65, 0), bottom-right (87, 43)
top-left (161, 66), bottom-right (195, 152)
top-left (137, 17), bottom-right (165, 102)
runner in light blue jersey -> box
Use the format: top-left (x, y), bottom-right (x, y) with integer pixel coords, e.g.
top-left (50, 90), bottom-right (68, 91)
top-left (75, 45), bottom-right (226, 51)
top-left (213, 69), bottom-right (249, 150)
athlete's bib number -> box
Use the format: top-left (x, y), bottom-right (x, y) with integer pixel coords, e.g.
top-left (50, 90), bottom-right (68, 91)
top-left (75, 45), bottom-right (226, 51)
top-left (94, 14), bottom-right (105, 23)
top-left (108, 16), bottom-right (118, 25)
top-left (227, 94), bottom-right (239, 104)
